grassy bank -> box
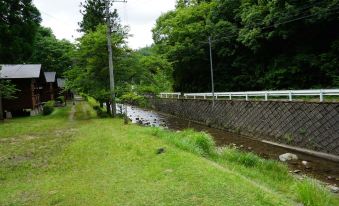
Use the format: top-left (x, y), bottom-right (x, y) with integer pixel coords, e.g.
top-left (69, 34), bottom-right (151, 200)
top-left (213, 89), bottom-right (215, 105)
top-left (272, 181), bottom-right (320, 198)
top-left (0, 103), bottom-right (338, 206)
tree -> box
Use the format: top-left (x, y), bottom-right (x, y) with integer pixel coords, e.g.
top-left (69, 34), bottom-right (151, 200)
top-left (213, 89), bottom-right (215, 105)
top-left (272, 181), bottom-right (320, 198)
top-left (30, 27), bottom-right (75, 75)
top-left (0, 0), bottom-right (41, 63)
top-left (79, 0), bottom-right (118, 33)
top-left (0, 66), bottom-right (18, 121)
top-left (65, 24), bottom-right (128, 115)
top-left (153, 0), bottom-right (339, 92)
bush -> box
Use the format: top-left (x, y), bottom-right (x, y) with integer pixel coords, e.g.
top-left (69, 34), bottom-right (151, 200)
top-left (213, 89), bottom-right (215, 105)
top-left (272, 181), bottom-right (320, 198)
top-left (120, 92), bottom-right (147, 107)
top-left (43, 101), bottom-right (55, 116)
top-left (56, 96), bottom-right (65, 103)
top-left (92, 105), bottom-right (109, 118)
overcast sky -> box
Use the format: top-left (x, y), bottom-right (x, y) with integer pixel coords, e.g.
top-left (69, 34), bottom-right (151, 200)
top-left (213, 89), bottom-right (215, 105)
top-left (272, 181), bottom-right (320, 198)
top-left (33, 0), bottom-right (176, 49)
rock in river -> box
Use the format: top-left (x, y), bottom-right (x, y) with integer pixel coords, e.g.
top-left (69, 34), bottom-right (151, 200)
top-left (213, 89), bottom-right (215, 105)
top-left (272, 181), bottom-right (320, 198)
top-left (327, 185), bottom-right (339, 193)
top-left (279, 153), bottom-right (298, 162)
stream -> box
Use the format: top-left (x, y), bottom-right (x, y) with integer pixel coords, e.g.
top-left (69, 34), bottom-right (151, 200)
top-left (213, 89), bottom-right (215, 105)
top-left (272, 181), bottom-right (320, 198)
top-left (118, 105), bottom-right (339, 185)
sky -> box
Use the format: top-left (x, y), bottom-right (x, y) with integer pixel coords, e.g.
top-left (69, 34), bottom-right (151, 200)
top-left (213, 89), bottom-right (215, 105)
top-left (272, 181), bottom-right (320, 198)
top-left (33, 0), bottom-right (176, 49)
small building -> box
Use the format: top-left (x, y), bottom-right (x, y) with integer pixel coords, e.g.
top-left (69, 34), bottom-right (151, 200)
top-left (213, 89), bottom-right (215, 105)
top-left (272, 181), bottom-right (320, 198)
top-left (0, 64), bottom-right (43, 116)
top-left (41, 72), bottom-right (57, 102)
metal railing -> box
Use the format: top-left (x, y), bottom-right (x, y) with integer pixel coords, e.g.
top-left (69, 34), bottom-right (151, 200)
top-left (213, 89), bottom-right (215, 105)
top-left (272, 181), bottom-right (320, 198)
top-left (161, 89), bottom-right (339, 102)
top-left (159, 92), bottom-right (181, 99)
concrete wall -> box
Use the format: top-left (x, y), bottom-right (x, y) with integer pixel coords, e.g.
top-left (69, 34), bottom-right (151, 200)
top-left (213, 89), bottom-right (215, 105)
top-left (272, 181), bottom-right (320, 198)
top-left (149, 98), bottom-right (339, 156)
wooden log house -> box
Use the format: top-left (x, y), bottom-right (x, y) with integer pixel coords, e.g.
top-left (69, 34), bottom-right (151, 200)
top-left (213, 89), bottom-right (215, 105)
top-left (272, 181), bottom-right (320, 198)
top-left (41, 72), bottom-right (57, 102)
top-left (0, 64), bottom-right (43, 116)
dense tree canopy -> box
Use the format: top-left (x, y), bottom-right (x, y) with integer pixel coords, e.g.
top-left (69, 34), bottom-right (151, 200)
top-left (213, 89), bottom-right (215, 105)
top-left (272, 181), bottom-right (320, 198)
top-left (153, 0), bottom-right (339, 92)
top-left (0, 0), bottom-right (41, 63)
top-left (30, 27), bottom-right (75, 75)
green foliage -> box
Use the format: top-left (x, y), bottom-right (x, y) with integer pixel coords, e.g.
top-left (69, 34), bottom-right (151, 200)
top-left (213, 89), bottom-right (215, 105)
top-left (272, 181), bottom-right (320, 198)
top-left (30, 27), bottom-right (75, 75)
top-left (119, 92), bottom-right (146, 105)
top-left (65, 24), bottom-right (127, 104)
top-left (0, 0), bottom-right (41, 63)
top-left (218, 146), bottom-right (261, 167)
top-left (0, 80), bottom-right (19, 100)
top-left (296, 179), bottom-right (335, 206)
top-left (56, 96), bottom-right (65, 104)
top-left (43, 101), bottom-right (55, 116)
top-left (83, 95), bottom-right (109, 118)
top-left (153, 0), bottom-right (339, 92)
top-left (79, 0), bottom-right (119, 33)
top-left (152, 128), bottom-right (216, 157)
top-left (74, 102), bottom-right (97, 120)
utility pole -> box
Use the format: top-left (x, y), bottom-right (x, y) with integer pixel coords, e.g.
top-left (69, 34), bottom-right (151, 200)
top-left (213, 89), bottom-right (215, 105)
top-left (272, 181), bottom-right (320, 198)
top-left (0, 67), bottom-right (3, 121)
top-left (104, 0), bottom-right (127, 117)
top-left (0, 87), bottom-right (3, 122)
top-left (208, 36), bottom-right (215, 108)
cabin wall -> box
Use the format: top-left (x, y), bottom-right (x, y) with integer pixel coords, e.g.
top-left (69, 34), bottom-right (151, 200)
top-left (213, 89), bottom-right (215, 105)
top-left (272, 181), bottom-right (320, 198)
top-left (3, 79), bottom-right (41, 115)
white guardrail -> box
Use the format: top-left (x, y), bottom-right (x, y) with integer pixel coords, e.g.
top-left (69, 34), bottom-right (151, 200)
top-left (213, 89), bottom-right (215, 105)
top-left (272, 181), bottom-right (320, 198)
top-left (160, 89), bottom-right (339, 102)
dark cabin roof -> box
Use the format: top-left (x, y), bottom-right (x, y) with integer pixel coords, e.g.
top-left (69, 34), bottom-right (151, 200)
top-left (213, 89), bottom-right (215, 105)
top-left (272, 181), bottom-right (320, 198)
top-left (44, 72), bottom-right (56, 83)
top-left (0, 64), bottom-right (42, 79)
top-left (57, 78), bottom-right (66, 88)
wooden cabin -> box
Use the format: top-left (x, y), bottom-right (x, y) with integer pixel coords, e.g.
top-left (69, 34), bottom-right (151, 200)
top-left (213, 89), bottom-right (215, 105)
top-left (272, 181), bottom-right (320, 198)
top-left (0, 64), bottom-right (43, 116)
top-left (41, 72), bottom-right (57, 102)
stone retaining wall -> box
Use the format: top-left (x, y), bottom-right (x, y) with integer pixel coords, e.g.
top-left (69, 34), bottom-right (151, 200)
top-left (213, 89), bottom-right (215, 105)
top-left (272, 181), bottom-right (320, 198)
top-left (149, 98), bottom-right (339, 156)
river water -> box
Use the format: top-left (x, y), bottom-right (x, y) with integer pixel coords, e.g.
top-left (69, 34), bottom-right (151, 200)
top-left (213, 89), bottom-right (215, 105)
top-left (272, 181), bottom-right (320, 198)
top-left (118, 105), bottom-right (339, 185)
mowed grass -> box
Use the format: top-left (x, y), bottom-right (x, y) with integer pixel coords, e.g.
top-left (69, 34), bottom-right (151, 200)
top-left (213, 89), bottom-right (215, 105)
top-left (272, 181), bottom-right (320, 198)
top-left (0, 103), bottom-right (338, 206)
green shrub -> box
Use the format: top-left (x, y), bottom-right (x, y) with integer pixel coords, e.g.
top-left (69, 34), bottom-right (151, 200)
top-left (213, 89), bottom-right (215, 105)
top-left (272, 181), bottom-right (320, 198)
top-left (56, 96), bottom-right (65, 103)
top-left (43, 101), bottom-right (55, 116)
top-left (120, 92), bottom-right (147, 106)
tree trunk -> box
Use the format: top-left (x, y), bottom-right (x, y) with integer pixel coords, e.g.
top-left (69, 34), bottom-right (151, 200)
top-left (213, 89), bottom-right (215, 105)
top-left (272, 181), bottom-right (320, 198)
top-left (106, 101), bottom-right (112, 116)
top-left (124, 104), bottom-right (128, 124)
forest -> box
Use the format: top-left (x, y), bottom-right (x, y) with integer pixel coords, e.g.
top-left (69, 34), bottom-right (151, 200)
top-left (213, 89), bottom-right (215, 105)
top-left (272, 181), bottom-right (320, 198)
top-left (1, 0), bottom-right (338, 102)
top-left (153, 0), bottom-right (339, 92)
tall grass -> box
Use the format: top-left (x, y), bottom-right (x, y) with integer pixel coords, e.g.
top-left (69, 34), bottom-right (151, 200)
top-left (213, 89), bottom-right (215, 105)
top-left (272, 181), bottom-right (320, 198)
top-left (296, 179), bottom-right (335, 206)
top-left (150, 127), bottom-right (339, 206)
top-left (151, 128), bottom-right (215, 157)
top-left (74, 102), bottom-right (97, 120)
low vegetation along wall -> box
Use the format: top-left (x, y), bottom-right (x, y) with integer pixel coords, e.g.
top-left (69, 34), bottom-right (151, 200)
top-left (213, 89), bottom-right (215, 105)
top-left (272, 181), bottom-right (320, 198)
top-left (149, 98), bottom-right (339, 156)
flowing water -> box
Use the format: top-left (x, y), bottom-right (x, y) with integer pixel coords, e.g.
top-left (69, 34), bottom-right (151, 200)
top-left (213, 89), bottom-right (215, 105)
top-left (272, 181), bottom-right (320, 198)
top-left (118, 105), bottom-right (339, 185)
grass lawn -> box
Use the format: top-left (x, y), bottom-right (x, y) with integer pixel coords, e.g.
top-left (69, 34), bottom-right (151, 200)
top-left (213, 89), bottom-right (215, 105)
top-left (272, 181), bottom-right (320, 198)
top-left (0, 103), bottom-right (338, 206)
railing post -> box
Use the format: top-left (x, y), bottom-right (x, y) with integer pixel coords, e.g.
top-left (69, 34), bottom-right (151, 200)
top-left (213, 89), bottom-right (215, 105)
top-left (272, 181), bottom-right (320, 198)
top-left (288, 91), bottom-right (292, 101)
top-left (166, 94), bottom-right (168, 98)
top-left (229, 94), bottom-right (232, 100)
top-left (204, 95), bottom-right (206, 99)
top-left (245, 93), bottom-right (249, 101)
top-left (320, 90), bottom-right (324, 102)
top-left (215, 95), bottom-right (218, 100)
top-left (194, 95), bottom-right (196, 99)
top-left (264, 92), bottom-right (268, 101)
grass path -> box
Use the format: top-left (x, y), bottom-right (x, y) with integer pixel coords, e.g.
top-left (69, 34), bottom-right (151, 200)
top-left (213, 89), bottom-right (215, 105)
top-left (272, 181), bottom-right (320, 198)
top-left (0, 104), bottom-right (337, 206)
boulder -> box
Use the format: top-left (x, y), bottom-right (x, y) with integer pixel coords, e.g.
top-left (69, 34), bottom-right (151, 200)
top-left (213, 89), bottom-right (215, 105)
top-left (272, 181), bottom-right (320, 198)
top-left (328, 185), bottom-right (339, 193)
top-left (279, 153), bottom-right (298, 162)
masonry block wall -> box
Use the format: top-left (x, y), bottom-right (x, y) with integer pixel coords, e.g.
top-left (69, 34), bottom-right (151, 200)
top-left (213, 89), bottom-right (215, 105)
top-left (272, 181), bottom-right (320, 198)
top-left (149, 98), bottom-right (339, 156)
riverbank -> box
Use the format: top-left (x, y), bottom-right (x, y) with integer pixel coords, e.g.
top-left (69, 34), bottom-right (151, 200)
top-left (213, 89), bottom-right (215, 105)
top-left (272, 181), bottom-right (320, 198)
top-left (0, 103), bottom-right (338, 206)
